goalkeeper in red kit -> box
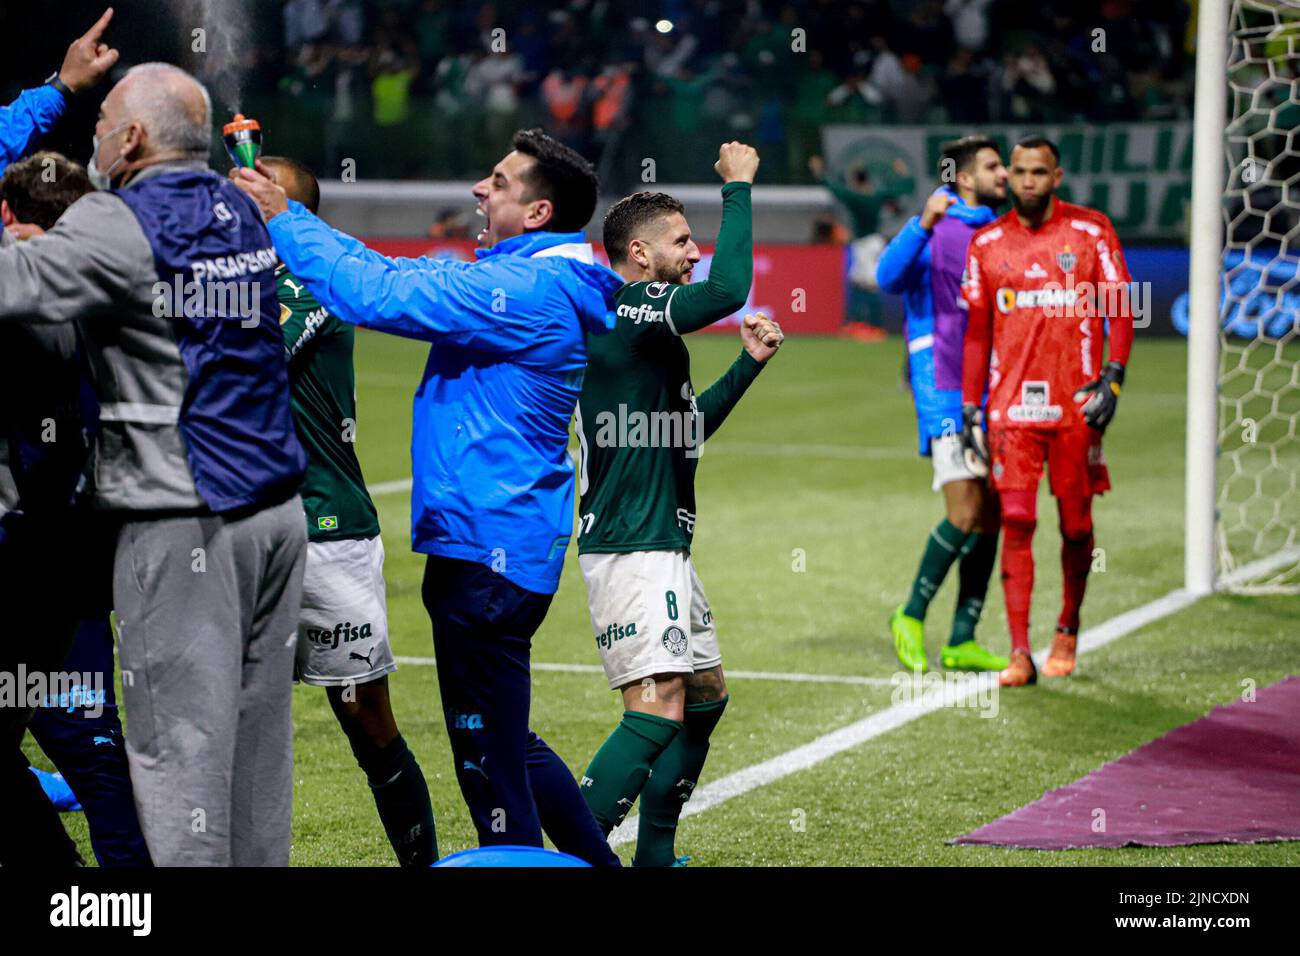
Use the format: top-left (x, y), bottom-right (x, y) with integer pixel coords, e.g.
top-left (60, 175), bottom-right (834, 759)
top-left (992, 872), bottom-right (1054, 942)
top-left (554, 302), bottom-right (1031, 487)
top-left (959, 137), bottom-right (1135, 687)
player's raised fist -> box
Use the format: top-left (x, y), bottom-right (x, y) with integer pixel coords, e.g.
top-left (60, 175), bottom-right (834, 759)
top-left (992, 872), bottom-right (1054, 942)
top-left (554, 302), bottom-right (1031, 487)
top-left (742, 312), bottom-right (783, 363)
top-left (59, 8), bottom-right (120, 94)
top-left (920, 190), bottom-right (957, 230)
top-left (715, 142), bottom-right (760, 184)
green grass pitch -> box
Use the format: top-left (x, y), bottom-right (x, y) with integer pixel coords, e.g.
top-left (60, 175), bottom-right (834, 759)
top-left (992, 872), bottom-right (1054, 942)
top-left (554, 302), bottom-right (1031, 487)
top-left (28, 333), bottom-right (1300, 866)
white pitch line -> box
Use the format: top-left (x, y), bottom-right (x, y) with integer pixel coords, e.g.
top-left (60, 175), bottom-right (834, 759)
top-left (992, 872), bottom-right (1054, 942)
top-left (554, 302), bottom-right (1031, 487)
top-left (701, 441), bottom-right (914, 462)
top-left (608, 546), bottom-right (1300, 848)
top-left (393, 656), bottom-right (895, 686)
top-left (368, 477), bottom-right (413, 496)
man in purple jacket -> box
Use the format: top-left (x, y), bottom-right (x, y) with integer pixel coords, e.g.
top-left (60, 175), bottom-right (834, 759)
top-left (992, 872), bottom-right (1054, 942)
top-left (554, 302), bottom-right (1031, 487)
top-left (875, 135), bottom-right (1008, 673)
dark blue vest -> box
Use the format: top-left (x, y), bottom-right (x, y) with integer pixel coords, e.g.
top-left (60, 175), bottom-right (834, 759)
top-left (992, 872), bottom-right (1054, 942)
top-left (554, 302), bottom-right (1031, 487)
top-left (115, 169), bottom-right (305, 513)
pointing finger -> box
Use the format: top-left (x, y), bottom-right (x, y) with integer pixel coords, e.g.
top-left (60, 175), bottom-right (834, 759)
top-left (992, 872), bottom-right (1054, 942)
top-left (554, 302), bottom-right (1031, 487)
top-left (85, 7), bottom-right (114, 43)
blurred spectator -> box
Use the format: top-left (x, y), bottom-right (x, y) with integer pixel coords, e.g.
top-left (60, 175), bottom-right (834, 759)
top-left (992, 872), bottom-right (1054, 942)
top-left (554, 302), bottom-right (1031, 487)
top-left (946, 0), bottom-right (993, 53)
top-left (542, 68), bottom-right (588, 130)
top-left (464, 48), bottom-right (524, 145)
top-left (284, 0), bottom-right (328, 55)
top-left (279, 42), bottom-right (335, 101)
top-left (866, 36), bottom-right (907, 113)
top-left (809, 154), bottom-right (913, 240)
top-left (899, 3), bottom-right (954, 68)
top-left (326, 0), bottom-right (365, 47)
top-left (592, 64), bottom-right (632, 135)
top-left (371, 47), bottom-right (417, 126)
top-left (414, 0), bottom-right (452, 75)
top-left (810, 212), bottom-right (850, 245)
top-left (809, 153), bottom-right (916, 340)
top-left (939, 49), bottom-right (992, 122)
top-left (1001, 43), bottom-right (1056, 121)
top-left (895, 54), bottom-right (937, 123)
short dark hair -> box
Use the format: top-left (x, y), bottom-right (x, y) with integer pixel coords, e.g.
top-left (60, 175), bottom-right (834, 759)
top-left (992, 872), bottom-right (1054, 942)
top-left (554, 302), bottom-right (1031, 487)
top-left (938, 135), bottom-right (999, 182)
top-left (602, 192), bottom-right (686, 267)
top-left (261, 155), bottom-right (320, 214)
top-left (511, 128), bottom-right (599, 233)
top-left (0, 151), bottom-right (93, 231)
top-left (1014, 136), bottom-right (1061, 165)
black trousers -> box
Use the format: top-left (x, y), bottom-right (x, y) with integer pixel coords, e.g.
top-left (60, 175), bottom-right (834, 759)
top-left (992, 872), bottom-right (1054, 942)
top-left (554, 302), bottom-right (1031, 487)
top-left (28, 616), bottom-right (151, 866)
top-left (422, 556), bottom-right (618, 866)
top-left (0, 509), bottom-right (86, 866)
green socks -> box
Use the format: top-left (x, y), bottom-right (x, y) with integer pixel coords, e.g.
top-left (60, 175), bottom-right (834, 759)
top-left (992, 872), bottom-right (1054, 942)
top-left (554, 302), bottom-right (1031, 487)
top-left (950, 531), bottom-right (998, 646)
top-left (634, 696), bottom-right (728, 867)
top-left (581, 710), bottom-right (682, 834)
top-left (903, 519), bottom-right (974, 620)
top-left (353, 733), bottom-right (439, 866)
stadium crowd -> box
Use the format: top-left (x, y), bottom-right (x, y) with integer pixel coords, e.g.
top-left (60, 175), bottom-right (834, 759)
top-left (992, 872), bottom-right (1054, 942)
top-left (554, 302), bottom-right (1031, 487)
top-left (236, 0), bottom-right (1196, 181)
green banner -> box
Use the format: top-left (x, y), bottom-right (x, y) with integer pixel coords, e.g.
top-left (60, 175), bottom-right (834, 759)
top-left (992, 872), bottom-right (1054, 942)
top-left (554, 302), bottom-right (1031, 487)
top-left (821, 122), bottom-right (1192, 242)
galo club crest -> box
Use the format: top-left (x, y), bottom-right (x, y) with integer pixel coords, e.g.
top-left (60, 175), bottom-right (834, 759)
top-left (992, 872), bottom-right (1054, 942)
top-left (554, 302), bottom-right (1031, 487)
top-left (1056, 248), bottom-right (1077, 273)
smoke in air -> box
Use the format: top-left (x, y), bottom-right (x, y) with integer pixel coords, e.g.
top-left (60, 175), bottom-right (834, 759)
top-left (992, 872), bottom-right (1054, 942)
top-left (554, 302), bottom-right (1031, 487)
top-left (182, 0), bottom-right (250, 114)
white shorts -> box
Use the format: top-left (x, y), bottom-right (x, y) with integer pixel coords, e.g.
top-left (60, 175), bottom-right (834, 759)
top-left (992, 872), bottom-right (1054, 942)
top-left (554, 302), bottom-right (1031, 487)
top-left (578, 549), bottom-right (721, 691)
top-left (930, 432), bottom-right (981, 491)
top-left (295, 535), bottom-right (397, 687)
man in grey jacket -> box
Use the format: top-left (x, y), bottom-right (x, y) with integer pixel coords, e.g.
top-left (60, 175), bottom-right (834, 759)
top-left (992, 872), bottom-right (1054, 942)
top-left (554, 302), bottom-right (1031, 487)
top-left (0, 63), bottom-right (308, 866)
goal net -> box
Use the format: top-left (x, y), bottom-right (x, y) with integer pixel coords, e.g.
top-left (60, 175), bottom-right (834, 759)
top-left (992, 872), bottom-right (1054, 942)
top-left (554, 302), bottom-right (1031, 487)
top-left (1216, 0), bottom-right (1300, 592)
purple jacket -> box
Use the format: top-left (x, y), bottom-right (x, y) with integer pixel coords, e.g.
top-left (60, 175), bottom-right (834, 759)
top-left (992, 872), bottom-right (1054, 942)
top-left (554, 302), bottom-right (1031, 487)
top-left (928, 200), bottom-right (997, 391)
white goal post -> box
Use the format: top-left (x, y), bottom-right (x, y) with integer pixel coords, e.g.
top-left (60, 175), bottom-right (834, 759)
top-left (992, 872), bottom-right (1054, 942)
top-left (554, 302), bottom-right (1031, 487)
top-left (1188, 0), bottom-right (1300, 595)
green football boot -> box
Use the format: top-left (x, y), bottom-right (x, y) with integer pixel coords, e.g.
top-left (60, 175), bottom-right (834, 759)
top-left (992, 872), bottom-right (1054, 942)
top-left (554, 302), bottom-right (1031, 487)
top-left (890, 605), bottom-right (928, 673)
top-left (941, 640), bottom-right (1009, 672)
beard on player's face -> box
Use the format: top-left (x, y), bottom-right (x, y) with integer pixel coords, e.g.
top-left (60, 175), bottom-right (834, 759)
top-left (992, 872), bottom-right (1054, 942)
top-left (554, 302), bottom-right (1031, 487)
top-left (647, 248), bottom-right (695, 284)
top-left (1012, 189), bottom-right (1052, 216)
top-left (975, 183), bottom-right (1006, 208)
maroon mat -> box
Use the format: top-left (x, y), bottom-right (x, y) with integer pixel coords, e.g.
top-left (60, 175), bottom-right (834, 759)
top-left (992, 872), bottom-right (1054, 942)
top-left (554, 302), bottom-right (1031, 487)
top-left (953, 675), bottom-right (1300, 850)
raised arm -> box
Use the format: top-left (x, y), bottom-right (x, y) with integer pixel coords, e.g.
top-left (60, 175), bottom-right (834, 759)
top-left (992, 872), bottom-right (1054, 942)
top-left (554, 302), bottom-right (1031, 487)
top-left (0, 7), bottom-right (121, 174)
top-left (876, 217), bottom-right (931, 294)
top-left (267, 205), bottom-right (540, 352)
top-left (279, 199), bottom-right (460, 275)
top-left (664, 181), bottom-right (754, 334)
top-left (0, 87), bottom-right (67, 175)
top-left (0, 192), bottom-right (143, 323)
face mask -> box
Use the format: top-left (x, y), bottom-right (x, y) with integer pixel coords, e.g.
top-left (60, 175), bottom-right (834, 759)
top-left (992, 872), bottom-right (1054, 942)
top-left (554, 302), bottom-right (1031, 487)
top-left (88, 122), bottom-right (131, 190)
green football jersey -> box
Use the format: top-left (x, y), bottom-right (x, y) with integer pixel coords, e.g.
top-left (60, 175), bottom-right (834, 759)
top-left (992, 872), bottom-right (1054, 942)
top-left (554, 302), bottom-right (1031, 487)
top-left (576, 182), bottom-right (763, 555)
top-left (277, 266), bottom-right (380, 542)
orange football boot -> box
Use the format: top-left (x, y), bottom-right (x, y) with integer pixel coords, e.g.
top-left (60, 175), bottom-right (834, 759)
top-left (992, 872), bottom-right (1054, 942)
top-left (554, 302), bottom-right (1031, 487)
top-left (1042, 627), bottom-right (1079, 677)
top-left (998, 648), bottom-right (1037, 687)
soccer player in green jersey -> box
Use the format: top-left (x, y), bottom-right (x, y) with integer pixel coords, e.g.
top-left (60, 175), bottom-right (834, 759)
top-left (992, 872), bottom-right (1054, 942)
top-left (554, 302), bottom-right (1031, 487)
top-left (575, 143), bottom-right (784, 865)
top-left (261, 156), bottom-right (438, 865)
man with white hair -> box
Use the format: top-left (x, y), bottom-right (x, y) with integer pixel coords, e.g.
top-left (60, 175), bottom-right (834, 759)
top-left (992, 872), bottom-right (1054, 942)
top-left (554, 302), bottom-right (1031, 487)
top-left (0, 61), bottom-right (308, 866)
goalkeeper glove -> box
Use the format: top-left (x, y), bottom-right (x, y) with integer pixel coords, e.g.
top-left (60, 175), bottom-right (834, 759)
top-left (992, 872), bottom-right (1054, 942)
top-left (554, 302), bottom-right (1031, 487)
top-left (960, 403), bottom-right (989, 479)
top-left (1074, 361), bottom-right (1125, 432)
